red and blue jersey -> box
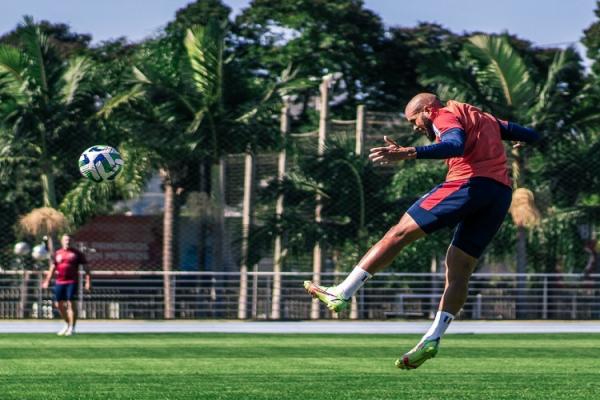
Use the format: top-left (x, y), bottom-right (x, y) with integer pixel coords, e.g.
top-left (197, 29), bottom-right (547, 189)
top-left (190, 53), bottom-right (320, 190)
top-left (53, 248), bottom-right (87, 284)
top-left (430, 100), bottom-right (511, 187)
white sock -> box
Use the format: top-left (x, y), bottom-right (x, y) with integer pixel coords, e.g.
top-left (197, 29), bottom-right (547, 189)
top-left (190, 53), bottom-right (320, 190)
top-left (421, 311), bottom-right (454, 342)
top-left (335, 267), bottom-right (372, 299)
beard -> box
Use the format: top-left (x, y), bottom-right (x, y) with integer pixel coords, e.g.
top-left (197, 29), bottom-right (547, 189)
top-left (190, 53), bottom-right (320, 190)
top-left (423, 117), bottom-right (436, 141)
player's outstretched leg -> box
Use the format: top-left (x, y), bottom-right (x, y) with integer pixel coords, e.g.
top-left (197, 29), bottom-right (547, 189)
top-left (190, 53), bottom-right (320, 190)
top-left (303, 281), bottom-right (349, 312)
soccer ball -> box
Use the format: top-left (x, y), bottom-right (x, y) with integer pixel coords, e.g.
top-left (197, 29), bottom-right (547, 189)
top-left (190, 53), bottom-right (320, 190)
top-left (78, 145), bottom-right (124, 182)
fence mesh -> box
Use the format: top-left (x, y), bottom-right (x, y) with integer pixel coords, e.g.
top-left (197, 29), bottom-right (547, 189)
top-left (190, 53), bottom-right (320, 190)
top-left (1, 95), bottom-right (599, 320)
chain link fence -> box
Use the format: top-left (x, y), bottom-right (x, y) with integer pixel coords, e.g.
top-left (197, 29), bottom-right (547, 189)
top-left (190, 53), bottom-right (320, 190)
top-left (1, 74), bottom-right (599, 321)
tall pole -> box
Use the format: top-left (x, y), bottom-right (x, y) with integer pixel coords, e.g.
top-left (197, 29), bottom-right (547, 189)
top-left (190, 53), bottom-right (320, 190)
top-left (349, 104), bottom-right (367, 320)
top-left (355, 105), bottom-right (365, 156)
top-left (311, 75), bottom-right (331, 319)
top-left (513, 148), bottom-right (527, 319)
top-left (271, 98), bottom-right (290, 319)
top-left (214, 157), bottom-right (226, 270)
top-left (238, 146), bottom-right (255, 319)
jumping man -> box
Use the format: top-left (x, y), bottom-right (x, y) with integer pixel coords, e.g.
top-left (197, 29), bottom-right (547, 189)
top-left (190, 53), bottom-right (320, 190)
top-left (304, 93), bottom-right (540, 369)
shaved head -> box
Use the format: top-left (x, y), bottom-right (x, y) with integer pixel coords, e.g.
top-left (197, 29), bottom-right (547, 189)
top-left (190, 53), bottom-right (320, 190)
top-left (404, 93), bottom-right (442, 117)
top-left (404, 93), bottom-right (443, 142)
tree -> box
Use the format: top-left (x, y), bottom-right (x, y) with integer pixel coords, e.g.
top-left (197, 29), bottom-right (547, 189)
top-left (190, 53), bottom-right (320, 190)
top-left (100, 18), bottom-right (300, 317)
top-left (0, 16), bottom-right (148, 265)
top-left (380, 23), bottom-right (465, 110)
top-left (583, 1), bottom-right (600, 76)
top-left (0, 16), bottom-right (101, 249)
top-left (234, 0), bottom-right (386, 118)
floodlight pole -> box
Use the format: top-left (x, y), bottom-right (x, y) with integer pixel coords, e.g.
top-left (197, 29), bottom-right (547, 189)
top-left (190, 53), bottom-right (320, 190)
top-left (271, 97), bottom-right (290, 320)
top-left (238, 146), bottom-right (255, 319)
top-left (355, 104), bottom-right (366, 156)
top-left (311, 75), bottom-right (332, 319)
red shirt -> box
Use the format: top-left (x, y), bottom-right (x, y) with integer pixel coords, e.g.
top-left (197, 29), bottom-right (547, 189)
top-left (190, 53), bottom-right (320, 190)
top-left (53, 248), bottom-right (87, 284)
top-left (431, 100), bottom-right (511, 187)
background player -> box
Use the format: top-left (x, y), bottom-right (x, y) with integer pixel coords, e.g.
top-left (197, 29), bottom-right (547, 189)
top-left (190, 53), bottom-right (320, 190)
top-left (42, 234), bottom-right (91, 336)
top-left (304, 93), bottom-right (540, 369)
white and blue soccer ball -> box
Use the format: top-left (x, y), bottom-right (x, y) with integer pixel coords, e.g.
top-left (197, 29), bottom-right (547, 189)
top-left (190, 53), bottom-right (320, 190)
top-left (78, 145), bottom-right (124, 182)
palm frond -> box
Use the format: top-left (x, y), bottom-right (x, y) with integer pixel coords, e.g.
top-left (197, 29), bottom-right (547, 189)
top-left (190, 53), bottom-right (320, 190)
top-left (0, 44), bottom-right (27, 87)
top-left (114, 142), bottom-right (154, 198)
top-left (185, 109), bottom-right (206, 134)
top-left (59, 179), bottom-right (115, 227)
top-left (132, 66), bottom-right (152, 84)
top-left (236, 65), bottom-right (310, 124)
top-left (418, 54), bottom-right (487, 106)
top-left (466, 35), bottom-right (535, 109)
top-left (97, 84), bottom-right (145, 118)
top-left (19, 16), bottom-right (51, 97)
top-left (60, 56), bottom-right (92, 105)
top-left (184, 21), bottom-right (224, 104)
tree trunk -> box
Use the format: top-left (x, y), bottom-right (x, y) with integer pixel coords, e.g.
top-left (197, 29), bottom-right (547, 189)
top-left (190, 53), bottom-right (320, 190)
top-left (512, 148), bottom-right (528, 318)
top-left (311, 76), bottom-right (331, 319)
top-left (41, 167), bottom-right (57, 209)
top-left (197, 161), bottom-right (212, 271)
top-left (238, 149), bottom-right (255, 319)
top-left (161, 170), bottom-right (179, 319)
top-left (271, 100), bottom-right (289, 319)
top-left (40, 167), bottom-right (58, 285)
top-left (516, 225), bottom-right (528, 318)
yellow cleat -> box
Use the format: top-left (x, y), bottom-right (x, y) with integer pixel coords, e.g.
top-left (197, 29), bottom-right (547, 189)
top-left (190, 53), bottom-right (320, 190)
top-left (303, 281), bottom-right (349, 312)
top-left (395, 338), bottom-right (439, 370)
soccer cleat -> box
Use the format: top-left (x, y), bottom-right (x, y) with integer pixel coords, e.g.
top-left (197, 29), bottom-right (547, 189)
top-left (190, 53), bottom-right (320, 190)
top-left (56, 325), bottom-right (69, 336)
top-left (303, 281), bottom-right (349, 312)
top-left (395, 338), bottom-right (439, 370)
top-left (64, 327), bottom-right (75, 337)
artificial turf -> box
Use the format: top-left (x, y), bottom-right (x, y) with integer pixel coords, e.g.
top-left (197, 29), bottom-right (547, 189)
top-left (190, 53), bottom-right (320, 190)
top-left (0, 332), bottom-right (599, 399)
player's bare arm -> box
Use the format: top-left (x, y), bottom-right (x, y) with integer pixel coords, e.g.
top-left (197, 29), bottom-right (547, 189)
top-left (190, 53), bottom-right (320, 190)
top-left (42, 263), bottom-right (56, 289)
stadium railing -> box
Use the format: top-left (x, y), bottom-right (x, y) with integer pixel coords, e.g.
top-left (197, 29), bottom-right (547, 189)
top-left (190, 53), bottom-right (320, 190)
top-left (0, 270), bottom-right (598, 320)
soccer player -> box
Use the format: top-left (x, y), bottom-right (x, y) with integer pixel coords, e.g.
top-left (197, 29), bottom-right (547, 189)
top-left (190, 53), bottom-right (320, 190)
top-left (42, 234), bottom-right (91, 336)
top-left (304, 93), bottom-right (540, 369)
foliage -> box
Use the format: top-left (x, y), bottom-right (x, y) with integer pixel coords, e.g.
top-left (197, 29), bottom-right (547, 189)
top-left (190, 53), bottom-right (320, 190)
top-left (251, 135), bottom-right (393, 269)
top-left (234, 0), bottom-right (387, 118)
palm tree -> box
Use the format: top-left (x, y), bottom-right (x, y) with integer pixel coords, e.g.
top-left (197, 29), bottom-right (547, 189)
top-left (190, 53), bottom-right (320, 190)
top-left (0, 17), bottom-right (148, 243)
top-left (0, 17), bottom-right (93, 211)
top-left (100, 19), bottom-right (301, 318)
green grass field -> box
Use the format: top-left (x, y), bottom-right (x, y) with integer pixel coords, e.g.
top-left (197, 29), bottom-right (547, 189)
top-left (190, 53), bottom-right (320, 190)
top-left (1, 332), bottom-right (599, 400)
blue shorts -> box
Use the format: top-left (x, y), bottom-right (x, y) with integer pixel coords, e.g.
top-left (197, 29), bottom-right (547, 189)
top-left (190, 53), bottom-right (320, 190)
top-left (407, 177), bottom-right (512, 258)
top-left (54, 283), bottom-right (78, 302)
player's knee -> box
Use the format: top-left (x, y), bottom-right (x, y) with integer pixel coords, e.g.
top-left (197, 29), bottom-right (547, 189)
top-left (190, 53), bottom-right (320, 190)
top-left (386, 224), bottom-right (418, 247)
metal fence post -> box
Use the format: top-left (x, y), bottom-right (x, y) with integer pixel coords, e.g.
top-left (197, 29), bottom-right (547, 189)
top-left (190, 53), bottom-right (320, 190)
top-left (37, 271), bottom-right (43, 319)
top-left (78, 269), bottom-right (84, 318)
top-left (542, 276), bottom-right (548, 319)
top-left (252, 265), bottom-right (258, 319)
top-left (475, 293), bottom-right (482, 320)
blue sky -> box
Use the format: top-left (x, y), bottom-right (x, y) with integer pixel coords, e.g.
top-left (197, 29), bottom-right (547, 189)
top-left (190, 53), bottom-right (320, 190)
top-left (0, 0), bottom-right (596, 60)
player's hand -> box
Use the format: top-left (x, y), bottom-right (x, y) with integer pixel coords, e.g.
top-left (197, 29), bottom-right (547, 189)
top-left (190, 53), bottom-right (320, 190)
top-left (512, 141), bottom-right (525, 149)
top-left (368, 136), bottom-right (416, 165)
top-left (85, 281), bottom-right (91, 292)
top-left (41, 280), bottom-right (49, 289)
